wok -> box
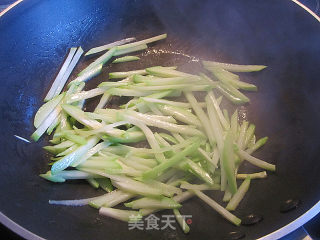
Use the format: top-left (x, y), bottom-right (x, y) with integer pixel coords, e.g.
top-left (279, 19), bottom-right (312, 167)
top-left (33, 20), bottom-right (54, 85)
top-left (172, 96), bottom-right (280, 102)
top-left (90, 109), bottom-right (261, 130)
top-left (0, 0), bottom-right (320, 239)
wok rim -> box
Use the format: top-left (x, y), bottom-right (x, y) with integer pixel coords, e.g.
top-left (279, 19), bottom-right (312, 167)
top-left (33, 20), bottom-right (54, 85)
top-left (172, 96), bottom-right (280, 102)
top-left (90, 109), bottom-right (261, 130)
top-left (0, 0), bottom-right (319, 239)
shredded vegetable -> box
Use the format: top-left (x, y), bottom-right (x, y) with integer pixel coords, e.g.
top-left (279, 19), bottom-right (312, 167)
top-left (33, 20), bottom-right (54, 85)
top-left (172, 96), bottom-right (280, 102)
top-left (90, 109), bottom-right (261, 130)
top-left (32, 33), bottom-right (274, 234)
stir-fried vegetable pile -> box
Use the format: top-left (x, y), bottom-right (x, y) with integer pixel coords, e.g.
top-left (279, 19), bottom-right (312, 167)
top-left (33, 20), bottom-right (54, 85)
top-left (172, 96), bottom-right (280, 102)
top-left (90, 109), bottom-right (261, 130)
top-left (32, 33), bottom-right (275, 233)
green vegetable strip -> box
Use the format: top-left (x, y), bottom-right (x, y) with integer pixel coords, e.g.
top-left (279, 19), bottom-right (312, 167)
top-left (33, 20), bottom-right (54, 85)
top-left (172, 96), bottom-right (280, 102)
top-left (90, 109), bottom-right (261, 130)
top-left (244, 124), bottom-right (256, 149)
top-left (202, 60), bottom-right (267, 72)
top-left (124, 111), bottom-right (204, 136)
top-left (237, 149), bottom-right (276, 171)
top-left (157, 104), bottom-right (202, 127)
top-left (125, 196), bottom-right (181, 209)
top-left (184, 92), bottom-right (215, 145)
top-left (111, 180), bottom-right (163, 198)
top-left (68, 64), bottom-right (102, 87)
top-left (40, 170), bottom-right (100, 182)
top-left (205, 94), bottom-right (224, 151)
top-left (116, 34), bottom-right (167, 51)
top-left (142, 141), bottom-right (200, 180)
top-left (136, 76), bottom-right (198, 86)
top-left (142, 97), bottom-right (190, 108)
top-left (237, 121), bottom-right (248, 150)
top-left (56, 144), bottom-right (78, 157)
top-left (211, 146), bottom-right (220, 168)
top-left (207, 91), bottom-right (230, 130)
top-left (66, 88), bottom-right (105, 104)
top-left (85, 37), bottom-right (136, 56)
top-left (173, 209), bottom-right (190, 234)
top-left (79, 47), bottom-right (117, 76)
top-left (113, 44), bottom-right (148, 56)
top-left (45, 48), bottom-right (77, 101)
top-left (172, 133), bottom-right (185, 143)
top-left (146, 102), bottom-right (163, 115)
top-left (34, 93), bottom-right (65, 128)
top-left (109, 69), bottom-right (147, 79)
top-left (237, 171), bottom-right (267, 179)
top-left (96, 178), bottom-right (114, 192)
top-left (87, 178), bottom-right (100, 188)
top-left (31, 106), bottom-right (62, 141)
top-left (51, 137), bottom-right (99, 174)
top-left (180, 181), bottom-right (220, 191)
top-left (222, 188), bottom-right (232, 202)
top-left (198, 148), bottom-right (217, 169)
top-left (246, 137), bottom-right (268, 155)
top-left (158, 133), bottom-right (178, 144)
top-left (222, 130), bottom-right (237, 194)
top-left (94, 92), bottom-right (111, 111)
top-left (139, 191), bottom-right (195, 216)
top-left (226, 177), bottom-right (251, 211)
top-left (230, 109), bottom-right (238, 139)
top-left (89, 190), bottom-right (134, 209)
top-left (185, 159), bottom-right (215, 185)
top-left (193, 190), bottom-right (241, 226)
top-left (62, 132), bottom-right (87, 145)
top-left (223, 109), bottom-right (230, 127)
top-left (52, 47), bottom-right (84, 98)
top-left (155, 132), bottom-right (170, 148)
top-left (125, 116), bottom-right (165, 163)
top-left (146, 66), bottom-right (193, 78)
top-left (47, 114), bottom-right (61, 135)
top-left (215, 83), bottom-right (245, 104)
top-left (99, 207), bottom-right (141, 222)
top-left (112, 56), bottom-right (140, 63)
top-left (62, 104), bottom-right (103, 129)
top-left (219, 82), bottom-right (250, 103)
top-left (108, 88), bottom-right (157, 97)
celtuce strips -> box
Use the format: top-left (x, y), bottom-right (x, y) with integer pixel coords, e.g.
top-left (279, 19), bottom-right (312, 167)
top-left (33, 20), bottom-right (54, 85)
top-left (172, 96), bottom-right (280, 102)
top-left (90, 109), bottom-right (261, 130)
top-left (33, 33), bottom-right (274, 234)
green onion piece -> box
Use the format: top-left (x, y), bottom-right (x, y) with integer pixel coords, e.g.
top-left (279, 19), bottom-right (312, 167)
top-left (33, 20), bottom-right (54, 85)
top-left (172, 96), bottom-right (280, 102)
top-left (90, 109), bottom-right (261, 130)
top-left (112, 56), bottom-right (140, 63)
top-left (226, 177), bottom-right (251, 211)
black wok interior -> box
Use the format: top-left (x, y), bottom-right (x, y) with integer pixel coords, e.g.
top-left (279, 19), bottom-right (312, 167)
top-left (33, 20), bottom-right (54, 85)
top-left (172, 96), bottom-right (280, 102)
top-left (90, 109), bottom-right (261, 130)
top-left (0, 0), bottom-right (320, 239)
